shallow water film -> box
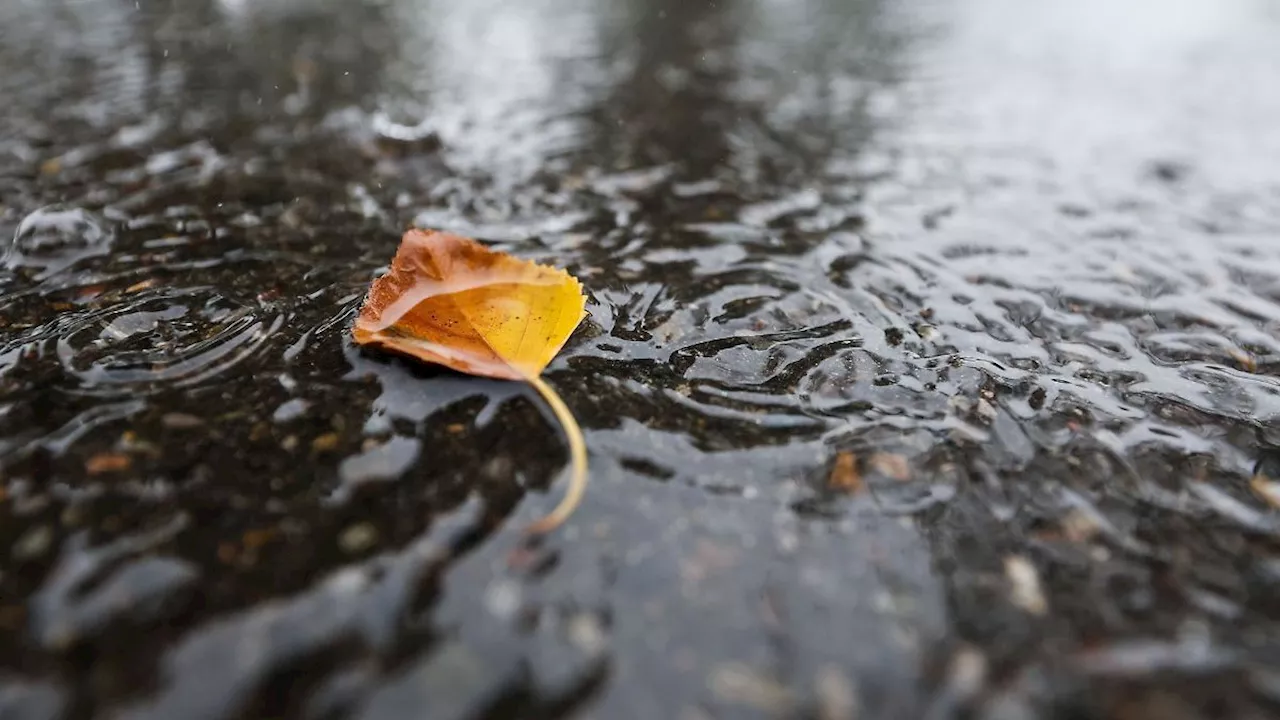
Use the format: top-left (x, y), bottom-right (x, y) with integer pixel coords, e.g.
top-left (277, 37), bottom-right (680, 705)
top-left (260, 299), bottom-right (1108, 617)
top-left (4, 0), bottom-right (1280, 718)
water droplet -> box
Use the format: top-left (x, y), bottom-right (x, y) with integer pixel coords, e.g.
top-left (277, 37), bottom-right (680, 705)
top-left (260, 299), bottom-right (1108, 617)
top-left (4, 205), bottom-right (113, 279)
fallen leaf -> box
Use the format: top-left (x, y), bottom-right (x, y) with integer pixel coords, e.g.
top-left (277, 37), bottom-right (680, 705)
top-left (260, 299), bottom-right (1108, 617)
top-left (126, 278), bottom-right (157, 294)
top-left (311, 432), bottom-right (340, 454)
top-left (242, 528), bottom-right (277, 549)
top-left (217, 542), bottom-right (237, 564)
top-left (1228, 347), bottom-right (1257, 373)
top-left (353, 229), bottom-right (588, 534)
top-left (828, 451), bottom-right (862, 493)
top-left (1251, 474), bottom-right (1280, 510)
top-left (85, 452), bottom-right (131, 475)
top-left (75, 284), bottom-right (106, 300)
top-left (354, 230), bottom-right (586, 380)
top-left (867, 452), bottom-right (910, 481)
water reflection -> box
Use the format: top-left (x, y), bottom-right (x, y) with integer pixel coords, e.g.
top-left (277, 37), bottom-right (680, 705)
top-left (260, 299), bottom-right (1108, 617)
top-left (588, 0), bottom-right (740, 175)
top-left (384, 0), bottom-right (601, 184)
top-left (133, 0), bottom-right (401, 126)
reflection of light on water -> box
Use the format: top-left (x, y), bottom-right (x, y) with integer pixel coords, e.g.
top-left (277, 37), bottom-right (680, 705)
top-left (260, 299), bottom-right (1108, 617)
top-left (728, 0), bottom-right (905, 178)
top-left (217, 0), bottom-right (249, 17)
top-left (909, 0), bottom-right (1280, 188)
top-left (383, 0), bottom-right (602, 184)
top-left (0, 0), bottom-right (146, 127)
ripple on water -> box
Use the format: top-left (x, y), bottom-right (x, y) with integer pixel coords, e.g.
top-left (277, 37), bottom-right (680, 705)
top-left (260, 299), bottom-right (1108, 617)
top-left (53, 287), bottom-right (283, 397)
top-left (27, 514), bottom-right (195, 652)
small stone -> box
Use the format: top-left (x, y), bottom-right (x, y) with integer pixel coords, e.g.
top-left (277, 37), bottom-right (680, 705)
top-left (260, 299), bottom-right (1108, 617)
top-left (1060, 508), bottom-right (1100, 542)
top-left (242, 528), bottom-right (276, 549)
top-left (339, 523), bottom-right (379, 553)
top-left (975, 398), bottom-right (997, 424)
top-left (484, 579), bottom-right (522, 620)
top-left (815, 665), bottom-right (859, 720)
top-left (567, 613), bottom-right (608, 658)
top-left (248, 422), bottom-right (271, 443)
top-left (709, 663), bottom-right (792, 713)
top-left (60, 504), bottom-right (86, 527)
top-left (13, 525), bottom-right (54, 561)
top-left (1005, 555), bottom-right (1047, 616)
top-left (945, 647), bottom-right (988, 700)
top-left (312, 432), bottom-right (340, 453)
top-left (85, 452), bottom-right (131, 475)
top-left (217, 542), bottom-right (237, 564)
top-left (161, 412), bottom-right (204, 429)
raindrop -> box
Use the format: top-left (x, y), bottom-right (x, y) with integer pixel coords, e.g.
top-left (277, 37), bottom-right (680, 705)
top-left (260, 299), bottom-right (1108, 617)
top-left (4, 205), bottom-right (113, 279)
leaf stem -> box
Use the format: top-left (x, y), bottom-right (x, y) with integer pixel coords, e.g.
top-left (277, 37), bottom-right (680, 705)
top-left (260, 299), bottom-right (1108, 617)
top-left (524, 374), bottom-right (588, 534)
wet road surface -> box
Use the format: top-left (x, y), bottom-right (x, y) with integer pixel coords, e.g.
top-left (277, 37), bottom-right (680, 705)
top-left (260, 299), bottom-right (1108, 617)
top-left (3, 0), bottom-right (1280, 718)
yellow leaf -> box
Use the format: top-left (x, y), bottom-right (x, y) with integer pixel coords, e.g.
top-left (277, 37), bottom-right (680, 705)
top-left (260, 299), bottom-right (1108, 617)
top-left (353, 229), bottom-right (588, 534)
